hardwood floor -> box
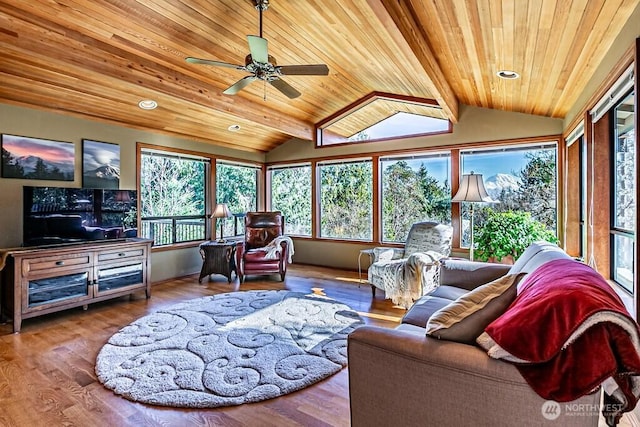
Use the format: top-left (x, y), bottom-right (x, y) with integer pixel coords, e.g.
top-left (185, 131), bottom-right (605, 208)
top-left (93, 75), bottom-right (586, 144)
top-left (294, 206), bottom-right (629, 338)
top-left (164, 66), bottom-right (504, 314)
top-left (0, 264), bottom-right (405, 427)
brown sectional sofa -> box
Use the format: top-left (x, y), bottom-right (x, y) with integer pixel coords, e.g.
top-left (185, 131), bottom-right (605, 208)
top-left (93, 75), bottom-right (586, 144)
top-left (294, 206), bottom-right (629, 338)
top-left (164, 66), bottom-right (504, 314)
top-left (348, 242), bottom-right (601, 427)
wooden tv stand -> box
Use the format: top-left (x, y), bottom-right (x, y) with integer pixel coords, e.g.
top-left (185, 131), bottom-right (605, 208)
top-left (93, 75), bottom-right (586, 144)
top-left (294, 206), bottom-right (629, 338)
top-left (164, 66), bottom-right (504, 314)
top-left (0, 238), bottom-right (152, 333)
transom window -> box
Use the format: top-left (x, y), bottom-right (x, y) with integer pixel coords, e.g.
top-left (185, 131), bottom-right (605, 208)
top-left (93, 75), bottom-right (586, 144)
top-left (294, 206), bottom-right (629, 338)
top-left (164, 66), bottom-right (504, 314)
top-left (316, 93), bottom-right (450, 147)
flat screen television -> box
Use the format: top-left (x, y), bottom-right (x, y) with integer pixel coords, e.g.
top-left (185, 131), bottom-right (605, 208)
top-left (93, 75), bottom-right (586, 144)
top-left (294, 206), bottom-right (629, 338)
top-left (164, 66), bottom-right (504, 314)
top-left (23, 186), bottom-right (138, 246)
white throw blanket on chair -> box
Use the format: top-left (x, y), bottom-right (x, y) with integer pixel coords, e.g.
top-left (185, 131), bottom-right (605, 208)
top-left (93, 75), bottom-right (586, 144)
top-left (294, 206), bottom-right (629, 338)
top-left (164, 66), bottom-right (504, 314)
top-left (259, 235), bottom-right (295, 263)
top-left (385, 251), bottom-right (444, 309)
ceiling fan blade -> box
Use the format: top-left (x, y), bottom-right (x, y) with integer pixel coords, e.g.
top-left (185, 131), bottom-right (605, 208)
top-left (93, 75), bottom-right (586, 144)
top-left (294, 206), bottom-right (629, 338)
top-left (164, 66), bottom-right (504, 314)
top-left (277, 64), bottom-right (329, 76)
top-left (185, 57), bottom-right (243, 69)
top-left (223, 76), bottom-right (258, 95)
top-left (269, 78), bottom-right (301, 99)
top-left (247, 35), bottom-right (268, 63)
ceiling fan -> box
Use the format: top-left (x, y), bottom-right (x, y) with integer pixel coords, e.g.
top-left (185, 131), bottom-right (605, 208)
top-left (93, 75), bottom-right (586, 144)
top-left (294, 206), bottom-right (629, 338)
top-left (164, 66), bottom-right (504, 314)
top-left (186, 0), bottom-right (329, 99)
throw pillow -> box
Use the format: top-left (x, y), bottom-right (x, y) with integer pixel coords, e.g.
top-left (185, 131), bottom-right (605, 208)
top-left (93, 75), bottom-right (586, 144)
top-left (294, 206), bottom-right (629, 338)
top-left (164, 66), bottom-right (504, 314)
top-left (425, 273), bottom-right (524, 344)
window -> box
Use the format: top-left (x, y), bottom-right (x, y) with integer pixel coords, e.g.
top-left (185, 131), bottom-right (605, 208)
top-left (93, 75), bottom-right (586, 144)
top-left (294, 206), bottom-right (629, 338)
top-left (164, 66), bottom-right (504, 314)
top-left (216, 160), bottom-right (259, 238)
top-left (380, 153), bottom-right (451, 242)
top-left (316, 93), bottom-right (450, 147)
top-left (611, 91), bottom-right (635, 292)
top-left (268, 164), bottom-right (312, 236)
top-left (459, 144), bottom-right (558, 247)
top-left (140, 149), bottom-right (208, 246)
top-left (318, 159), bottom-right (372, 240)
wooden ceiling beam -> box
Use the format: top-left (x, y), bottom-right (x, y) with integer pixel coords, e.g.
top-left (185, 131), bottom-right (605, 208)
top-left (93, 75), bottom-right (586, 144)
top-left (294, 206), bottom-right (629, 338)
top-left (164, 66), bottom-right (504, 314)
top-left (367, 0), bottom-right (459, 123)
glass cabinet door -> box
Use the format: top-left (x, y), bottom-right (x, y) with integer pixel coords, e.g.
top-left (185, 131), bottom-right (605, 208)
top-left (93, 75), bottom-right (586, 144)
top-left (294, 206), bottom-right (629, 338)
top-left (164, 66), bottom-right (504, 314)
top-left (96, 263), bottom-right (143, 293)
top-left (28, 271), bottom-right (90, 307)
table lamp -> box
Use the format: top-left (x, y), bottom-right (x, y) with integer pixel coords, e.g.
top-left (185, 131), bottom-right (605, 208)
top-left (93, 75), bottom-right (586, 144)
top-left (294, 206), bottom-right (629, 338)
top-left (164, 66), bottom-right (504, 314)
top-left (212, 203), bottom-right (232, 243)
top-left (451, 171), bottom-right (492, 261)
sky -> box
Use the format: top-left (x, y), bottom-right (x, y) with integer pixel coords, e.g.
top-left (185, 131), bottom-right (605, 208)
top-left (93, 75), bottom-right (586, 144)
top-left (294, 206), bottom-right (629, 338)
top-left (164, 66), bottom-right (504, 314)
top-left (3, 134), bottom-right (74, 164)
top-left (82, 139), bottom-right (120, 171)
top-left (461, 151), bottom-right (531, 178)
top-left (351, 112), bottom-right (449, 140)
top-left (387, 149), bottom-right (548, 183)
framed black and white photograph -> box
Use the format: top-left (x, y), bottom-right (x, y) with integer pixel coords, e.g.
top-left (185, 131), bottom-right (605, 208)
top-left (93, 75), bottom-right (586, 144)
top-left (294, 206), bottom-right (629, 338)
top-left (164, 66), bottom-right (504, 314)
top-left (82, 139), bottom-right (120, 189)
top-left (1, 133), bottom-right (75, 181)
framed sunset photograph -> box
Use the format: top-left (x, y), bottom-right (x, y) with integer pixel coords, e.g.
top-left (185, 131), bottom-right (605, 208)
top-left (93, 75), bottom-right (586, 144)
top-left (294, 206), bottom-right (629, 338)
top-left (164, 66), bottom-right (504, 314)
top-left (82, 139), bottom-right (120, 189)
top-left (1, 134), bottom-right (75, 181)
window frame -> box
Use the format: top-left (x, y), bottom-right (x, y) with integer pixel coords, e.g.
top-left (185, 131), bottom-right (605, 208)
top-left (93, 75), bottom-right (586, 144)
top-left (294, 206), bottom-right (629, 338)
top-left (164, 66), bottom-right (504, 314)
top-left (267, 162), bottom-right (313, 237)
top-left (215, 159), bottom-right (261, 239)
top-left (458, 142), bottom-right (559, 249)
top-left (379, 152), bottom-right (452, 243)
top-left (316, 158), bottom-right (374, 241)
top-left (139, 146), bottom-right (210, 247)
top-left (315, 92), bottom-right (451, 148)
top-left (609, 90), bottom-right (636, 293)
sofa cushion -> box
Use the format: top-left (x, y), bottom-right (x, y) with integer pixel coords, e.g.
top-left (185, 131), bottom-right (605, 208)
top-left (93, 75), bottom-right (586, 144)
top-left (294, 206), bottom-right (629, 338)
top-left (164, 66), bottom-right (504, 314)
top-left (425, 273), bottom-right (523, 344)
top-left (429, 285), bottom-right (468, 301)
top-left (401, 295), bottom-right (453, 328)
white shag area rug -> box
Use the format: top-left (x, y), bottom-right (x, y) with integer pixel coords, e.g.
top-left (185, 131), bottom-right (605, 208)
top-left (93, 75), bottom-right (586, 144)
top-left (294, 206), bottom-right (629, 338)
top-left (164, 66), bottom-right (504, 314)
top-left (95, 290), bottom-right (364, 408)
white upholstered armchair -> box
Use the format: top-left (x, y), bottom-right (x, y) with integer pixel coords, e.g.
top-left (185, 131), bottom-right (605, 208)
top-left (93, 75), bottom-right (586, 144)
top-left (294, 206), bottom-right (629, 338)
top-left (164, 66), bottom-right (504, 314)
top-left (368, 222), bottom-right (453, 308)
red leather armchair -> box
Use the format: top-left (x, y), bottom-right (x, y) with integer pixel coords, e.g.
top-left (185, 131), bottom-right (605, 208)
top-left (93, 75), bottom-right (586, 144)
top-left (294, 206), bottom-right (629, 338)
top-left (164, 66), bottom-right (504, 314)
top-left (235, 211), bottom-right (289, 283)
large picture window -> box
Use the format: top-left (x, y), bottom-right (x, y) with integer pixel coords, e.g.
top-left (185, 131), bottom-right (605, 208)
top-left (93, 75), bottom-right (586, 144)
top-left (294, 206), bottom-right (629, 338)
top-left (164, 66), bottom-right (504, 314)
top-left (611, 91), bottom-right (635, 292)
top-left (268, 164), bottom-right (312, 236)
top-left (318, 159), bottom-right (372, 240)
top-left (140, 149), bottom-right (208, 246)
top-left (380, 153), bottom-right (451, 242)
top-left (459, 144), bottom-right (558, 247)
top-left (216, 160), bottom-right (259, 238)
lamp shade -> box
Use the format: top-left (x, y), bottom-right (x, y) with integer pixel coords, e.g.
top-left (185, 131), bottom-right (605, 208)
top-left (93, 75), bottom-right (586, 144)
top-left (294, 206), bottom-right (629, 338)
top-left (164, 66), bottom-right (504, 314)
top-left (451, 172), bottom-right (492, 203)
top-left (212, 203), bottom-right (232, 219)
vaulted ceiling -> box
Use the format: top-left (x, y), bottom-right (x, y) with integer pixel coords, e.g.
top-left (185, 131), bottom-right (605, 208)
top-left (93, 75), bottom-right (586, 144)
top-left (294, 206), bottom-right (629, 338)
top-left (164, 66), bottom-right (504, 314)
top-left (0, 0), bottom-right (637, 153)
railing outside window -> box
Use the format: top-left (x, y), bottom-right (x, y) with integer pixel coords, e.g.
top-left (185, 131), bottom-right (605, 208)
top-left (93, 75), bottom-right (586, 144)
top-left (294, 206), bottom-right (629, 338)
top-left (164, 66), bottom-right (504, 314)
top-left (141, 216), bottom-right (206, 246)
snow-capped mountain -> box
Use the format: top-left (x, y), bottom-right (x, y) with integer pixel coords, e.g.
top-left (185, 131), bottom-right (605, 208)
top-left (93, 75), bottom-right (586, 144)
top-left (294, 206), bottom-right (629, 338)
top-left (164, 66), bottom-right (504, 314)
top-left (17, 155), bottom-right (74, 174)
top-left (86, 164), bottom-right (120, 180)
top-left (484, 173), bottom-right (520, 199)
top-left (82, 164), bottom-right (120, 188)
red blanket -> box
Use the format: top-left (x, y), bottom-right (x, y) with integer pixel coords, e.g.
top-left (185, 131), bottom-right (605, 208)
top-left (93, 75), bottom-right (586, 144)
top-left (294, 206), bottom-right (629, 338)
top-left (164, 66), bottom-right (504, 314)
top-left (478, 259), bottom-right (640, 419)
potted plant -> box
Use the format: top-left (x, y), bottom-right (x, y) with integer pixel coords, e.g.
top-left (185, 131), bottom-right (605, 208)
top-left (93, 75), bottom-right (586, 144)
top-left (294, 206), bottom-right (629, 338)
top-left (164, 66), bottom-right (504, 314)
top-left (474, 209), bottom-right (558, 263)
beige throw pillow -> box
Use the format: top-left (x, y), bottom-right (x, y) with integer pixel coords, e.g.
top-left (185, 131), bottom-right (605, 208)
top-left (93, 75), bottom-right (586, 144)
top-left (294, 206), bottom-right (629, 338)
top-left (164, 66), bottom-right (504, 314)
top-left (426, 273), bottom-right (524, 344)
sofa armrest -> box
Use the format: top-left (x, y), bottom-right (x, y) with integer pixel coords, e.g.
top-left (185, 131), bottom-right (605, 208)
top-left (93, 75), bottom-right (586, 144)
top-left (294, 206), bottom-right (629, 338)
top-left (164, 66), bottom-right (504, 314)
top-left (439, 258), bottom-right (512, 291)
top-left (348, 326), bottom-right (599, 427)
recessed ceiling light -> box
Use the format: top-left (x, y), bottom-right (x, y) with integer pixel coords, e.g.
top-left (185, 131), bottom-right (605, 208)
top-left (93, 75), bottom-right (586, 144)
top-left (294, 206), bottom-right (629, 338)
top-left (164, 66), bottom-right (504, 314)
top-left (138, 99), bottom-right (158, 110)
top-left (497, 70), bottom-right (520, 80)
top-left (228, 124), bottom-right (241, 132)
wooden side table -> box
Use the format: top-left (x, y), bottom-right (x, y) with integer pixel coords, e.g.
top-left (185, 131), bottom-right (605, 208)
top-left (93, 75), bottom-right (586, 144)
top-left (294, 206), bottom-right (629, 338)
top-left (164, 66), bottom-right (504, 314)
top-left (198, 241), bottom-right (237, 283)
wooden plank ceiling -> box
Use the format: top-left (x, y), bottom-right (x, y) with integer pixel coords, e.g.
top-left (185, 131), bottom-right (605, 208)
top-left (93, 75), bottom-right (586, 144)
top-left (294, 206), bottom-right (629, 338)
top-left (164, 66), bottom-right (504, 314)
top-left (0, 0), bottom-right (637, 153)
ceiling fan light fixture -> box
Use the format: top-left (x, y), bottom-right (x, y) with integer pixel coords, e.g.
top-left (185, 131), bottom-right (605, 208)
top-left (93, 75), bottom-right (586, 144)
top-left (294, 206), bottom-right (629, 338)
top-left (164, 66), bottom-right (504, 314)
top-left (228, 124), bottom-right (241, 132)
top-left (138, 99), bottom-right (158, 110)
top-left (497, 70), bottom-right (520, 80)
